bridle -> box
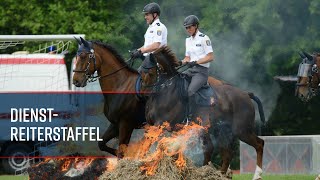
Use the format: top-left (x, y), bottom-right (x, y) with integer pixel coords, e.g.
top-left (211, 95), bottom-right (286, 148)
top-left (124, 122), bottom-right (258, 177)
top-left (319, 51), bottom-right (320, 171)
top-left (140, 60), bottom-right (162, 91)
top-left (73, 49), bottom-right (98, 83)
top-left (73, 44), bottom-right (133, 83)
top-left (296, 53), bottom-right (320, 97)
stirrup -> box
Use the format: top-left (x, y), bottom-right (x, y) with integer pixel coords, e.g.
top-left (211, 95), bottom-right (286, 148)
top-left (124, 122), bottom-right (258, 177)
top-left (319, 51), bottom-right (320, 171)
top-left (183, 118), bottom-right (189, 126)
top-left (182, 114), bottom-right (193, 125)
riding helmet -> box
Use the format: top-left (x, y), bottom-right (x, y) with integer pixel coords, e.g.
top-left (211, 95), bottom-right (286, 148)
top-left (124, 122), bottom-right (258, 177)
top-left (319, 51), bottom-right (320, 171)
top-left (143, 2), bottom-right (161, 15)
top-left (183, 15), bottom-right (199, 27)
top-left (47, 45), bottom-right (57, 53)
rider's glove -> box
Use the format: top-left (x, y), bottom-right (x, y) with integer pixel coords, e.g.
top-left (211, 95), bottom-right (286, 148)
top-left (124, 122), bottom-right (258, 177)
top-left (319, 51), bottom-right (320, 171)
top-left (188, 61), bottom-right (197, 68)
top-left (131, 49), bottom-right (143, 59)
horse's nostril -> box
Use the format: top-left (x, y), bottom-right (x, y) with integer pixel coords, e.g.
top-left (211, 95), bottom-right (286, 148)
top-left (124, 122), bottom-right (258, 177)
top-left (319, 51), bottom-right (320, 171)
top-left (73, 80), bottom-right (80, 87)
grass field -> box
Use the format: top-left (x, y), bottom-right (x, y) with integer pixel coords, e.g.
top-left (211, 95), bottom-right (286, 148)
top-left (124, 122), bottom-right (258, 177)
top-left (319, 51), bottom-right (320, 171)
top-left (0, 176), bottom-right (28, 180)
top-left (0, 174), bottom-right (317, 180)
top-left (233, 174), bottom-right (317, 180)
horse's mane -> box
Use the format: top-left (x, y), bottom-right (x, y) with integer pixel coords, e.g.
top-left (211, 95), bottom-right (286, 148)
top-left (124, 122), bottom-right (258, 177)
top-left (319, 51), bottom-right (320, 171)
top-left (92, 41), bottom-right (137, 73)
top-left (153, 46), bottom-right (226, 86)
top-left (153, 46), bottom-right (180, 73)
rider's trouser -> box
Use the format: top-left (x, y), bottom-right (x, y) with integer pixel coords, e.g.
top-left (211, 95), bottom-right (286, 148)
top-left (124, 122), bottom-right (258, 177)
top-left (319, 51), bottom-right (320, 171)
top-left (184, 65), bottom-right (209, 121)
top-left (183, 65), bottom-right (209, 97)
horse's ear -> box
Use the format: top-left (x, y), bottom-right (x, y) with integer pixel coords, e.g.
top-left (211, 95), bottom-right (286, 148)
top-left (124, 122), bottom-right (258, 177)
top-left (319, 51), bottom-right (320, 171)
top-left (80, 37), bottom-right (90, 48)
top-left (298, 52), bottom-right (306, 59)
top-left (303, 51), bottom-right (313, 60)
top-left (74, 36), bottom-right (82, 45)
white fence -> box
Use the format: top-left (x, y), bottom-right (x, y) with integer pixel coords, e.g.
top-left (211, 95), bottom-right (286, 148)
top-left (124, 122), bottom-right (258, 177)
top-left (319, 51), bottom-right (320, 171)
top-left (240, 135), bottom-right (320, 174)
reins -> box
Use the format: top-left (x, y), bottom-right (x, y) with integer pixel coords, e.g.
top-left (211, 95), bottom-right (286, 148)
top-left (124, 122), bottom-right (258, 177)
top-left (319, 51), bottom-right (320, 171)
top-left (143, 63), bottom-right (190, 93)
top-left (73, 47), bottom-right (135, 83)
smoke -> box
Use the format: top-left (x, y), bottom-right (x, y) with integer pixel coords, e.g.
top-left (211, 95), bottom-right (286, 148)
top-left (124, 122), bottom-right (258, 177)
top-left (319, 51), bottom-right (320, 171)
top-left (211, 31), bottom-right (281, 122)
top-left (164, 20), bottom-right (280, 122)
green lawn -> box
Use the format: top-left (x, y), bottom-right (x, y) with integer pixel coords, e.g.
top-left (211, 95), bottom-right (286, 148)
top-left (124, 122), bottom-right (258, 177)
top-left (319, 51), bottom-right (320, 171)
top-left (0, 176), bottom-right (28, 180)
top-left (233, 174), bottom-right (316, 180)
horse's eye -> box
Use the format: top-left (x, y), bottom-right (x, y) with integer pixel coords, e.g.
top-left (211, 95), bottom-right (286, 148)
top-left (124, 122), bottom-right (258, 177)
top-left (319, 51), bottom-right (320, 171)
top-left (79, 53), bottom-right (88, 60)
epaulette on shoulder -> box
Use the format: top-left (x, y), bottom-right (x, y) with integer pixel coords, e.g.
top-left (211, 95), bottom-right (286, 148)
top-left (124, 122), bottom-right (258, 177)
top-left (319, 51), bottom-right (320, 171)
top-left (199, 34), bottom-right (205, 37)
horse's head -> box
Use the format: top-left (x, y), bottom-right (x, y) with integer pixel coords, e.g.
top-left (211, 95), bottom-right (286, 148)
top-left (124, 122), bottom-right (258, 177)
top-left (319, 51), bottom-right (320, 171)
top-left (140, 53), bottom-right (160, 88)
top-left (73, 37), bottom-right (101, 87)
top-left (296, 51), bottom-right (320, 101)
top-left (140, 46), bottom-right (180, 89)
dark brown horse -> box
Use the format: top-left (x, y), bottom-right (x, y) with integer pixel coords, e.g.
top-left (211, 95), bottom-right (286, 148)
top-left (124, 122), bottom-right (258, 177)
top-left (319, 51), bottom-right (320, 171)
top-left (140, 46), bottom-right (265, 179)
top-left (296, 51), bottom-right (320, 102)
top-left (72, 37), bottom-right (146, 157)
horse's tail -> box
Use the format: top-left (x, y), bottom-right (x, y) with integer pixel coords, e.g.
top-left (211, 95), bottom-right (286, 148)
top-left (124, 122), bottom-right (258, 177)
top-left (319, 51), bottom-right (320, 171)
top-left (248, 92), bottom-right (265, 124)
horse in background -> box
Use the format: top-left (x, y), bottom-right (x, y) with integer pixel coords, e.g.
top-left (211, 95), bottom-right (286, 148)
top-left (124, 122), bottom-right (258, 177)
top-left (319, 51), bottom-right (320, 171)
top-left (140, 46), bottom-right (265, 179)
top-left (296, 51), bottom-right (320, 102)
top-left (73, 37), bottom-right (146, 157)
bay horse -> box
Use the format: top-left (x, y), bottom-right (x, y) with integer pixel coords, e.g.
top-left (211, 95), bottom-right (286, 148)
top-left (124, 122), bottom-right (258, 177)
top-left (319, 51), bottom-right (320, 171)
top-left (296, 51), bottom-right (320, 102)
top-left (140, 46), bottom-right (265, 179)
top-left (72, 37), bottom-right (146, 157)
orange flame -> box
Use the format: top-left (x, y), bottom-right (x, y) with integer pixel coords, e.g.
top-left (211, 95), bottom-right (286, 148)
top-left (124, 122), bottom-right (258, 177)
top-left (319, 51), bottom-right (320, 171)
top-left (61, 159), bottom-right (72, 171)
top-left (34, 121), bottom-right (206, 176)
top-left (131, 121), bottom-right (205, 175)
top-left (76, 158), bottom-right (94, 169)
top-left (175, 152), bottom-right (186, 168)
top-left (106, 158), bottom-right (118, 172)
top-left (124, 122), bottom-right (170, 158)
top-left (32, 158), bottom-right (51, 167)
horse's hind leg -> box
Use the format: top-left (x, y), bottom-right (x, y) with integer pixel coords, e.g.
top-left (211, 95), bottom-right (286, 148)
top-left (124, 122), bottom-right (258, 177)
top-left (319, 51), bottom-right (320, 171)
top-left (98, 123), bottom-right (119, 156)
top-left (202, 132), bottom-right (214, 165)
top-left (238, 132), bottom-right (264, 180)
top-left (219, 146), bottom-right (233, 174)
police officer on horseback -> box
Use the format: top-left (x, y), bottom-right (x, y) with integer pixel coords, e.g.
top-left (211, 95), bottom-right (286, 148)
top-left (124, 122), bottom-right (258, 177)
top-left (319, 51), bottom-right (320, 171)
top-left (131, 2), bottom-right (168, 60)
top-left (181, 15), bottom-right (214, 119)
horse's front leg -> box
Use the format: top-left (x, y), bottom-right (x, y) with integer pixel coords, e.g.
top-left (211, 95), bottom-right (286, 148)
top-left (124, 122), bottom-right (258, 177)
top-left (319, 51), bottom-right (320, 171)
top-left (98, 123), bottom-right (119, 156)
top-left (117, 120), bottom-right (135, 158)
top-left (197, 107), bottom-right (213, 165)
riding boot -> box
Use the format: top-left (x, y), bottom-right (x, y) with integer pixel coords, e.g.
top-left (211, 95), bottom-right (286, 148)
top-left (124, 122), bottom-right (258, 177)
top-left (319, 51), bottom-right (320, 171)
top-left (187, 95), bottom-right (196, 121)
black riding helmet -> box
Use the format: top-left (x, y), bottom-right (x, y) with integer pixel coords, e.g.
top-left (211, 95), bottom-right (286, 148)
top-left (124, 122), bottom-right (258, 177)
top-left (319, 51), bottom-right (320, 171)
top-left (142, 2), bottom-right (161, 15)
top-left (183, 15), bottom-right (199, 27)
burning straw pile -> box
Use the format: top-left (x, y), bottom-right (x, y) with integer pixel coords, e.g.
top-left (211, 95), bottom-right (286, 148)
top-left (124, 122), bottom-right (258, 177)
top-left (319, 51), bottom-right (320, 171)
top-left (27, 122), bottom-right (232, 180)
top-left (100, 156), bottom-right (230, 180)
top-left (100, 122), bottom-right (231, 180)
top-left (28, 157), bottom-right (107, 180)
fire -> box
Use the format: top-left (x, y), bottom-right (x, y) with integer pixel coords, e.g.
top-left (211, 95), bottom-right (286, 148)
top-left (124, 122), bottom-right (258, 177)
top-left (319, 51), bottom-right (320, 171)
top-left (124, 122), bottom-right (170, 158)
top-left (75, 158), bottom-right (94, 169)
top-left (33, 158), bottom-right (51, 167)
top-left (61, 158), bottom-right (94, 171)
top-left (29, 121), bottom-right (207, 178)
top-left (124, 121), bottom-right (206, 176)
top-left (106, 157), bottom-right (118, 172)
top-left (61, 159), bottom-right (72, 171)
top-left (175, 152), bottom-right (186, 168)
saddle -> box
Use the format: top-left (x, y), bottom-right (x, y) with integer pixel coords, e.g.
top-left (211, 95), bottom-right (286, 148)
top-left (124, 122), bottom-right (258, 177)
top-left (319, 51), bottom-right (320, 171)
top-left (181, 75), bottom-right (217, 107)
